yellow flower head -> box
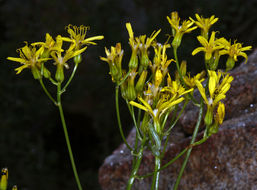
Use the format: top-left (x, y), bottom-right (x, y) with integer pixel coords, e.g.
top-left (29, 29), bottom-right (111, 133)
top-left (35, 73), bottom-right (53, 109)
top-left (167, 11), bottom-right (197, 48)
top-left (196, 70), bottom-right (233, 109)
top-left (7, 43), bottom-right (51, 79)
top-left (51, 35), bottom-right (87, 69)
top-left (218, 38), bottom-right (252, 63)
top-left (184, 71), bottom-right (206, 89)
top-left (190, 14), bottom-right (218, 39)
top-left (192, 31), bottom-right (223, 61)
top-left (62, 24), bottom-right (104, 50)
top-left (100, 43), bottom-right (124, 83)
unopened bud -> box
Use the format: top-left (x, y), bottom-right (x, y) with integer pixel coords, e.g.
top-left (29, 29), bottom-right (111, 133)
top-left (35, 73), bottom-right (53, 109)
top-left (74, 54), bottom-right (82, 64)
top-left (55, 64), bottom-right (64, 82)
top-left (135, 70), bottom-right (147, 94)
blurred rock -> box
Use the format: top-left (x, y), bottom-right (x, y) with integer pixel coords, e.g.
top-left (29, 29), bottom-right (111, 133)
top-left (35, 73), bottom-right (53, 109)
top-left (98, 50), bottom-right (257, 190)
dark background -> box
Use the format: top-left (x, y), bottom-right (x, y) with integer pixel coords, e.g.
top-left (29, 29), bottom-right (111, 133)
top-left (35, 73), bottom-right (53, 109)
top-left (0, 0), bottom-right (256, 189)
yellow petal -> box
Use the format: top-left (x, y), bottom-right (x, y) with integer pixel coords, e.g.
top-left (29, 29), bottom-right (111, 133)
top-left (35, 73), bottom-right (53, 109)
top-left (192, 47), bottom-right (205, 56)
top-left (7, 57), bottom-right (26, 63)
top-left (195, 80), bottom-right (208, 104)
top-left (197, 36), bottom-right (208, 47)
top-left (126, 23), bottom-right (134, 39)
top-left (129, 101), bottom-right (148, 112)
top-left (15, 64), bottom-right (30, 74)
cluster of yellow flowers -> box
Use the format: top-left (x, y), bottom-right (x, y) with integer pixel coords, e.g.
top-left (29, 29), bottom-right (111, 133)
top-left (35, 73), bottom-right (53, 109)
top-left (7, 25), bottom-right (104, 82)
top-left (0, 168), bottom-right (17, 190)
top-left (101, 12), bottom-right (252, 139)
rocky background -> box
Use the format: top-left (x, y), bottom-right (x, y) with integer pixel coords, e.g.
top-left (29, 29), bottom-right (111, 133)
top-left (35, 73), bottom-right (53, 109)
top-left (99, 50), bottom-right (257, 189)
top-left (0, 0), bottom-right (257, 189)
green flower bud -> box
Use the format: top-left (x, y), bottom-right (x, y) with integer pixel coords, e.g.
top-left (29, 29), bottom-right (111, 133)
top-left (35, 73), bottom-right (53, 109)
top-left (135, 70), bottom-right (147, 94)
top-left (43, 67), bottom-right (51, 79)
top-left (31, 66), bottom-right (41, 80)
top-left (225, 56), bottom-right (235, 71)
top-left (138, 50), bottom-right (149, 74)
top-left (204, 108), bottom-right (213, 126)
top-left (126, 71), bottom-right (137, 101)
top-left (74, 54), bottom-right (82, 64)
top-left (128, 50), bottom-right (138, 70)
top-left (172, 33), bottom-right (183, 49)
top-left (55, 64), bottom-right (64, 82)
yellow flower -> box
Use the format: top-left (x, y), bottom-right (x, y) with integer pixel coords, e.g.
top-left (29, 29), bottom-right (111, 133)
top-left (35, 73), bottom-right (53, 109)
top-left (217, 38), bottom-right (252, 71)
top-left (196, 70), bottom-right (233, 125)
top-left (137, 29), bottom-right (161, 73)
top-left (51, 35), bottom-right (87, 82)
top-left (192, 31), bottom-right (223, 61)
top-left (190, 14), bottom-right (218, 39)
top-left (7, 43), bottom-right (51, 79)
top-left (167, 11), bottom-right (197, 48)
top-left (126, 23), bottom-right (139, 70)
top-left (151, 43), bottom-right (174, 77)
top-left (184, 71), bottom-right (206, 89)
top-left (61, 24), bottom-right (104, 50)
top-left (100, 43), bottom-right (123, 83)
top-left (0, 168), bottom-right (8, 190)
top-left (218, 38), bottom-right (252, 62)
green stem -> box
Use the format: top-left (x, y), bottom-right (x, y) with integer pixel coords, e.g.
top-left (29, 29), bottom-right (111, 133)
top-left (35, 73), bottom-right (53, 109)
top-left (126, 137), bottom-right (146, 190)
top-left (151, 155), bottom-right (161, 190)
top-left (136, 136), bottom-right (207, 179)
top-left (126, 101), bottom-right (143, 140)
top-left (57, 83), bottom-right (83, 190)
top-left (115, 86), bottom-right (133, 151)
top-left (61, 62), bottom-right (79, 93)
top-left (173, 99), bottom-right (203, 190)
top-left (39, 79), bottom-right (57, 105)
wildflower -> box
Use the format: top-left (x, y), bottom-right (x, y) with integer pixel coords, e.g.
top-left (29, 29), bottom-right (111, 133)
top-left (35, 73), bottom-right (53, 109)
top-left (0, 168), bottom-right (8, 190)
top-left (126, 23), bottom-right (139, 70)
top-left (192, 31), bottom-right (223, 61)
top-left (61, 24), bottom-right (104, 50)
top-left (7, 43), bottom-right (51, 79)
top-left (207, 102), bottom-right (225, 136)
top-left (137, 29), bottom-right (161, 73)
top-left (217, 38), bottom-right (252, 71)
top-left (195, 70), bottom-right (233, 125)
top-left (190, 14), bottom-right (218, 39)
top-left (51, 35), bottom-right (87, 82)
top-left (184, 71), bottom-right (206, 89)
top-left (130, 94), bottom-right (184, 134)
top-left (151, 43), bottom-right (174, 77)
top-left (167, 11), bottom-right (197, 48)
top-left (100, 43), bottom-right (124, 83)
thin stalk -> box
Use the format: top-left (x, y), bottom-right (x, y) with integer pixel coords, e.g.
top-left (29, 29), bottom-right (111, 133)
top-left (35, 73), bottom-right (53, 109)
top-left (115, 86), bottom-right (133, 151)
top-left (62, 62), bottom-right (79, 93)
top-left (126, 101), bottom-right (143, 140)
top-left (126, 137), bottom-right (146, 190)
top-left (173, 99), bottom-right (203, 190)
top-left (39, 79), bottom-right (57, 105)
top-left (151, 155), bottom-right (161, 190)
top-left (57, 83), bottom-right (83, 190)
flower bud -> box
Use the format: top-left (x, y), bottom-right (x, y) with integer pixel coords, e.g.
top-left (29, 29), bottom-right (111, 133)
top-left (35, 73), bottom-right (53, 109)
top-left (135, 70), bottom-right (147, 94)
top-left (0, 168), bottom-right (8, 190)
top-left (138, 50), bottom-right (149, 74)
top-left (74, 54), bottom-right (82, 64)
top-left (31, 66), bottom-right (41, 80)
top-left (43, 67), bottom-right (51, 79)
top-left (204, 108), bottom-right (213, 126)
top-left (126, 70), bottom-right (137, 101)
top-left (172, 33), bottom-right (183, 49)
top-left (128, 50), bottom-right (138, 70)
top-left (225, 56), bottom-right (235, 71)
top-left (55, 64), bottom-right (64, 82)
